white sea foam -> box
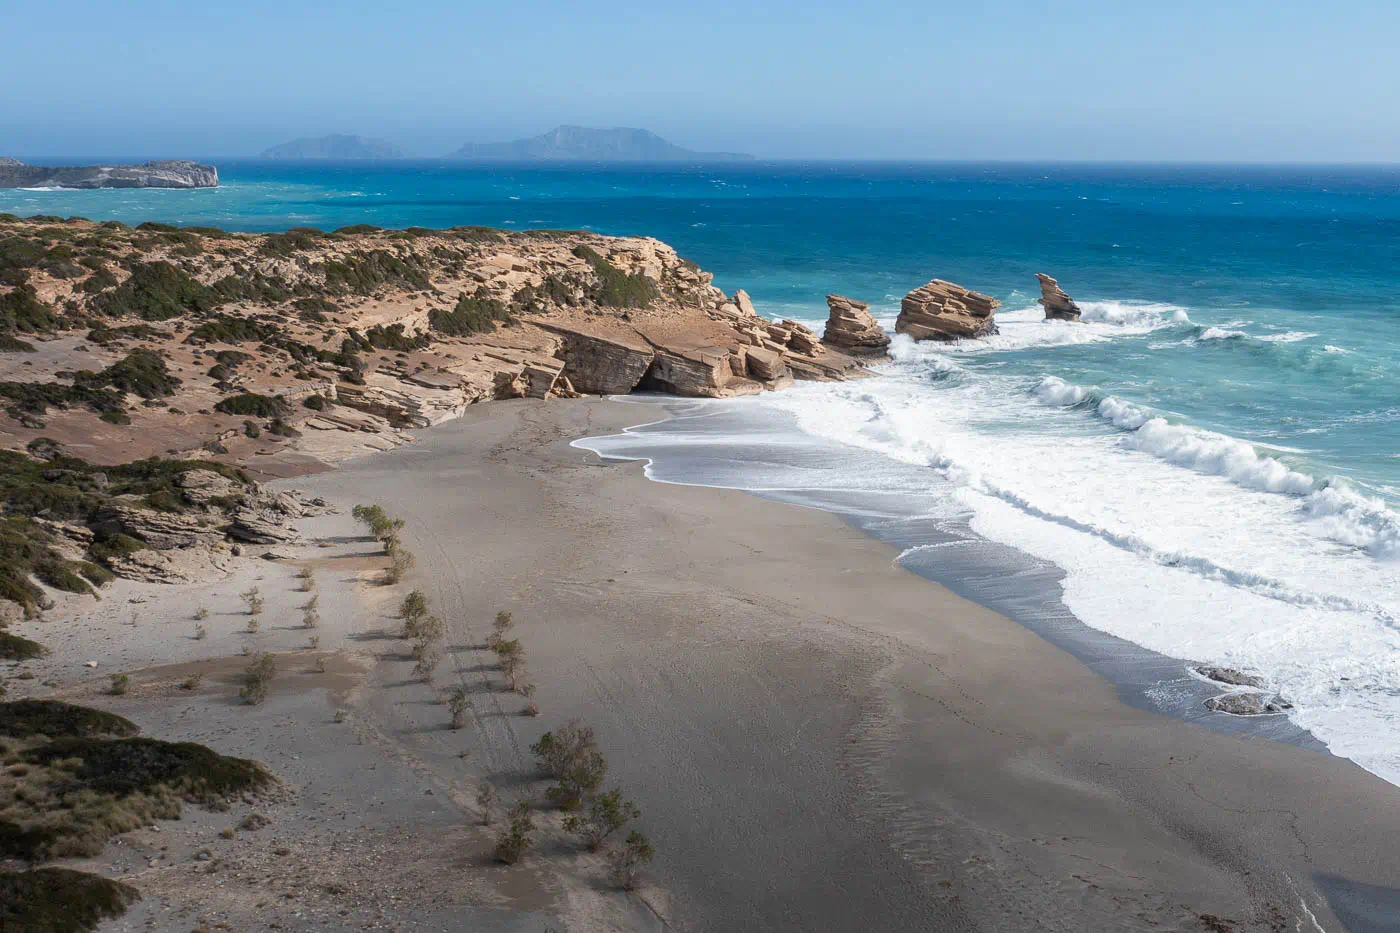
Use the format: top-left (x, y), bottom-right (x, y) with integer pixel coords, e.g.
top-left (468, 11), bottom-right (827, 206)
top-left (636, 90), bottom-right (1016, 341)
top-left (1199, 326), bottom-right (1248, 341)
top-left (1257, 331), bottom-right (1318, 343)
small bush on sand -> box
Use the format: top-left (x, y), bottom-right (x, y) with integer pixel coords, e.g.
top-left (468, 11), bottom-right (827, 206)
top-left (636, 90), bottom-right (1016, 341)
top-left (399, 589), bottom-right (427, 626)
top-left (448, 686), bottom-right (469, 729)
top-left (608, 830), bottom-right (655, 890)
top-left (193, 624), bottom-right (207, 641)
top-left (108, 674), bottom-right (129, 696)
top-left (245, 617), bottom-right (260, 634)
top-left (297, 568), bottom-right (315, 592)
top-left (531, 720), bottom-right (607, 810)
top-left (239, 653), bottom-right (276, 705)
top-left (194, 607), bottom-right (208, 621)
top-left (303, 607), bottom-right (319, 629)
top-left (492, 801), bottom-right (535, 864)
top-left (181, 673), bottom-right (203, 691)
top-left (412, 643), bottom-right (442, 683)
top-left (241, 586), bottom-right (263, 616)
top-left (476, 780), bottom-right (496, 825)
top-left (384, 549), bottom-right (414, 584)
top-left (491, 610), bottom-right (513, 642)
top-left (563, 788), bottom-right (640, 852)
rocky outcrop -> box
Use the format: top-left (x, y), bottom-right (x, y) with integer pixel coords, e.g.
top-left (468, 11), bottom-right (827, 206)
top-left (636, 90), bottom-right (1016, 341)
top-left (822, 295), bottom-right (890, 356)
top-left (1205, 693), bottom-right (1293, 716)
top-left (176, 469), bottom-right (244, 506)
top-left (1194, 666), bottom-right (1266, 689)
top-left (538, 325), bottom-right (657, 395)
top-left (92, 502), bottom-right (223, 550)
top-left (896, 280), bottom-right (999, 341)
top-left (1036, 273), bottom-right (1081, 321)
top-left (0, 158), bottom-right (218, 189)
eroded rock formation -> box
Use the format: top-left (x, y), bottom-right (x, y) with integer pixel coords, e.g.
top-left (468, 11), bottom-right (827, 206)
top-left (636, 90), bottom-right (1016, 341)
top-left (895, 280), bottom-right (999, 341)
top-left (1036, 273), bottom-right (1081, 321)
top-left (822, 295), bottom-right (890, 356)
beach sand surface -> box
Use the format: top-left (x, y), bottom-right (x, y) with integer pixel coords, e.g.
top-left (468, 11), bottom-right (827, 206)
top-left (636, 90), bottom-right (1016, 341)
top-left (279, 397), bottom-right (1400, 933)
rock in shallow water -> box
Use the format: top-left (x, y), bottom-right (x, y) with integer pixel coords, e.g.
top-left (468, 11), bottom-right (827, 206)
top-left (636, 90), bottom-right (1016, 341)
top-left (1205, 693), bottom-right (1293, 715)
top-left (895, 279), bottom-right (999, 341)
top-left (822, 294), bottom-right (890, 356)
top-left (1035, 273), bottom-right (1081, 321)
top-left (1194, 666), bottom-right (1266, 689)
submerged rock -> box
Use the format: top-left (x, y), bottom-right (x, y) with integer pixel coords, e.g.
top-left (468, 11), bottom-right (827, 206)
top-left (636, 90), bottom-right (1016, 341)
top-left (1035, 273), bottom-right (1081, 321)
top-left (895, 279), bottom-right (999, 341)
top-left (822, 294), bottom-right (890, 356)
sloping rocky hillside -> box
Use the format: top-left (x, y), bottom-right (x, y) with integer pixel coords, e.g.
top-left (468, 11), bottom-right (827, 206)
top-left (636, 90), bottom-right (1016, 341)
top-left (0, 215), bottom-right (867, 474)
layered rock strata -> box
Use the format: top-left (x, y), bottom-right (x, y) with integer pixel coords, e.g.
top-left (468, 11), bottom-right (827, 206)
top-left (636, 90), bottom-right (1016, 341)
top-left (822, 294), bottom-right (890, 356)
top-left (895, 280), bottom-right (1000, 341)
top-left (1035, 273), bottom-right (1081, 321)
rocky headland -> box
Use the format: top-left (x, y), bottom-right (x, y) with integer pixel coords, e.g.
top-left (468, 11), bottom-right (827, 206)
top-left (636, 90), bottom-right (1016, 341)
top-left (895, 278), bottom-right (1000, 340)
top-left (1035, 272), bottom-right (1081, 321)
top-left (0, 159), bottom-right (218, 189)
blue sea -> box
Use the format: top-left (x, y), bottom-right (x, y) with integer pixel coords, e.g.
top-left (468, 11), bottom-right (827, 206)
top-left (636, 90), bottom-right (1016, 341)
top-left (8, 160), bottom-right (1400, 781)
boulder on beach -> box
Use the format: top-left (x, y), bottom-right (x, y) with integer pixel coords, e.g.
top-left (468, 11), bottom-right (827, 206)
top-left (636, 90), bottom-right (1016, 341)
top-left (895, 279), bottom-right (999, 341)
top-left (1035, 273), bottom-right (1081, 321)
top-left (1205, 693), bottom-right (1293, 716)
top-left (822, 294), bottom-right (890, 356)
top-left (1194, 666), bottom-right (1266, 689)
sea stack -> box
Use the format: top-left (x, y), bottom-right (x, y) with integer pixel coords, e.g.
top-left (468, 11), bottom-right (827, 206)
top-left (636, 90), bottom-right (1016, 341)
top-left (822, 294), bottom-right (890, 356)
top-left (895, 279), bottom-right (999, 341)
top-left (1035, 273), bottom-right (1081, 321)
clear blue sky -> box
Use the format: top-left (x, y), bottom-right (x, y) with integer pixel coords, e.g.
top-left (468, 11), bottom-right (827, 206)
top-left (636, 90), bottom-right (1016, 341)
top-left (4, 0), bottom-right (1397, 161)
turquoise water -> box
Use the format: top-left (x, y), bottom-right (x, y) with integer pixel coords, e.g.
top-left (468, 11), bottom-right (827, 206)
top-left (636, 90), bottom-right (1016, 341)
top-left (8, 161), bottom-right (1400, 779)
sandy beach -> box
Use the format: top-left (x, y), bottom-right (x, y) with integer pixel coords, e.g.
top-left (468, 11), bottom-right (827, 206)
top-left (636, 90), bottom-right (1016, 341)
top-left (11, 395), bottom-right (1400, 933)
top-left (288, 397), bottom-right (1400, 932)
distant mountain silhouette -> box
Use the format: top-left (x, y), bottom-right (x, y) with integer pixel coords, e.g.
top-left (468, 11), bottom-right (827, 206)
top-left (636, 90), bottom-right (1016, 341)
top-left (260, 134), bottom-right (404, 160)
top-left (446, 125), bottom-right (753, 162)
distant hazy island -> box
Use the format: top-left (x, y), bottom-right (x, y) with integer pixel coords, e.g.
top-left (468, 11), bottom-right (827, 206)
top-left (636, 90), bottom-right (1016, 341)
top-left (260, 134), bottom-right (405, 160)
top-left (0, 157), bottom-right (218, 189)
top-left (447, 125), bottom-right (754, 162)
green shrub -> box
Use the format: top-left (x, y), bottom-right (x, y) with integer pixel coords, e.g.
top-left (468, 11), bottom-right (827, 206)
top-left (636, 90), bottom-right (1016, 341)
top-left (185, 315), bottom-right (272, 344)
top-left (572, 245), bottom-right (660, 309)
top-left (530, 720), bottom-right (607, 810)
top-left (609, 830), bottom-right (655, 890)
top-left (429, 288), bottom-right (511, 336)
top-left (93, 261), bottom-right (218, 321)
top-left (0, 284), bottom-right (57, 332)
top-left (98, 411), bottom-right (130, 425)
top-left (0, 333), bottom-right (35, 352)
top-left (240, 653), bottom-right (276, 705)
top-left (322, 249), bottom-right (430, 296)
top-left (78, 348), bottom-right (180, 399)
top-left (363, 323), bottom-right (429, 350)
top-left (562, 788), bottom-right (640, 851)
top-left (214, 392), bottom-right (287, 418)
top-left (492, 801), bottom-right (535, 864)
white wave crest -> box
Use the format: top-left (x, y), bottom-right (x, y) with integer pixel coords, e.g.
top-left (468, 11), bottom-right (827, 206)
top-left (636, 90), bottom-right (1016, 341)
top-left (1032, 375), bottom-right (1093, 406)
top-left (1077, 299), bottom-right (1192, 328)
top-left (1199, 326), bottom-right (1248, 341)
top-left (1257, 331), bottom-right (1318, 343)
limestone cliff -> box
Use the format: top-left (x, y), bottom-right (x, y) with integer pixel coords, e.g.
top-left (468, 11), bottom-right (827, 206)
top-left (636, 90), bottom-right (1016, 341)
top-left (0, 217), bottom-right (866, 474)
top-left (0, 159), bottom-right (219, 189)
top-left (895, 280), bottom-right (999, 341)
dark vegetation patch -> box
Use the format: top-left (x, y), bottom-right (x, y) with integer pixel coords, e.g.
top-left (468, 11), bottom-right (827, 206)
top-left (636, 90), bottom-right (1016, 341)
top-left (185, 314), bottom-right (273, 344)
top-left (207, 349), bottom-right (252, 384)
top-left (322, 249), bottom-right (431, 296)
top-left (302, 394), bottom-right (331, 411)
top-left (0, 700), bottom-right (137, 739)
top-left (85, 323), bottom-right (165, 346)
top-left (213, 392), bottom-right (287, 418)
top-left (292, 296), bottom-right (339, 321)
top-left (210, 270), bottom-right (300, 304)
top-left (0, 333), bottom-right (36, 352)
top-left (77, 348), bottom-right (179, 400)
top-left (362, 323), bottom-right (429, 351)
top-left (572, 245), bottom-right (660, 309)
top-left (429, 288), bottom-right (512, 336)
top-left (93, 261), bottom-right (218, 321)
top-left (0, 868), bottom-right (141, 933)
top-left (0, 284), bottom-right (58, 332)
top-left (0, 350), bottom-right (177, 421)
top-left (0, 631), bottom-right (50, 660)
top-left (260, 229), bottom-right (323, 256)
top-left (332, 224), bottom-right (382, 235)
top-left (0, 701), bottom-right (276, 861)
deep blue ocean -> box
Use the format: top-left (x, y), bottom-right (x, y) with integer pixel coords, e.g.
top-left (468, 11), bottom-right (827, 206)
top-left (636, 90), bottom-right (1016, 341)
top-left (7, 160), bottom-right (1400, 781)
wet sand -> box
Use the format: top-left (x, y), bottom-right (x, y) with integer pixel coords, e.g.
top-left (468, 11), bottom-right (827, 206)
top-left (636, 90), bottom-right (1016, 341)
top-left (284, 397), bottom-right (1400, 933)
